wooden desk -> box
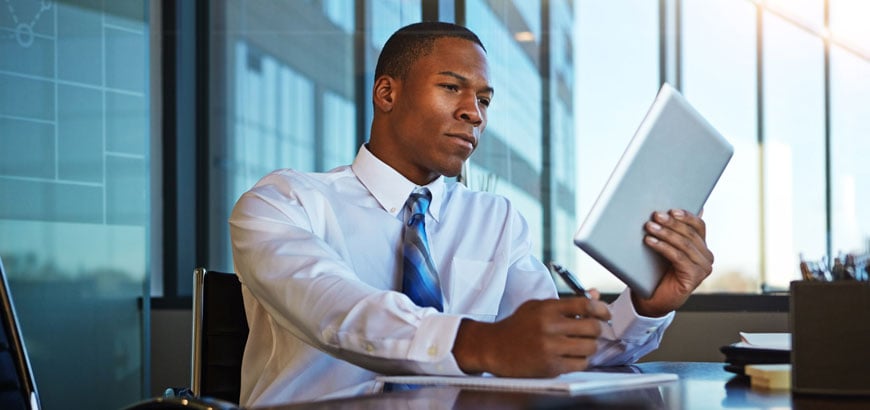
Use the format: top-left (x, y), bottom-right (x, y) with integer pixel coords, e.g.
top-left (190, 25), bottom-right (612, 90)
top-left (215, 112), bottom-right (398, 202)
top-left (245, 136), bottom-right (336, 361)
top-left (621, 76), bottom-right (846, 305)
top-left (262, 362), bottom-right (870, 410)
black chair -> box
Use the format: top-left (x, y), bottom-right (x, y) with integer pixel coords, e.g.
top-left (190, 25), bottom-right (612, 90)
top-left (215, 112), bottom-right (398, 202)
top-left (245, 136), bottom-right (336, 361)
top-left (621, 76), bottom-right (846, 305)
top-left (191, 268), bottom-right (249, 405)
top-left (0, 256), bottom-right (41, 410)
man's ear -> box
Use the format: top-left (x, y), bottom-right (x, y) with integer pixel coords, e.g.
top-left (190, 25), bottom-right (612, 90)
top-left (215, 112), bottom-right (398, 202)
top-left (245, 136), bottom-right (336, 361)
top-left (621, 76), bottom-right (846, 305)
top-left (372, 75), bottom-right (398, 112)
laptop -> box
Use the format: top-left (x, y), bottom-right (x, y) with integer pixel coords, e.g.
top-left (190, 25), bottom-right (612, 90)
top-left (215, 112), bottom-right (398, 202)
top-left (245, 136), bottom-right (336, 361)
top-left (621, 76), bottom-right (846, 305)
top-left (0, 256), bottom-right (41, 410)
top-left (573, 83), bottom-right (733, 299)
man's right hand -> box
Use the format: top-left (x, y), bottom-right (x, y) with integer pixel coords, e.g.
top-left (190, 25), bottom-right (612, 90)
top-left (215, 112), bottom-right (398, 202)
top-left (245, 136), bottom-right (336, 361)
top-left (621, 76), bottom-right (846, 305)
top-left (451, 297), bottom-right (611, 377)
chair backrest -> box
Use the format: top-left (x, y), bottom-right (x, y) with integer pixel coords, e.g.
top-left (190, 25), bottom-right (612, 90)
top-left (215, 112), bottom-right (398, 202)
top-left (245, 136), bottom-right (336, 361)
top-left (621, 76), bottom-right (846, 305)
top-left (191, 268), bottom-right (249, 404)
top-left (0, 257), bottom-right (41, 410)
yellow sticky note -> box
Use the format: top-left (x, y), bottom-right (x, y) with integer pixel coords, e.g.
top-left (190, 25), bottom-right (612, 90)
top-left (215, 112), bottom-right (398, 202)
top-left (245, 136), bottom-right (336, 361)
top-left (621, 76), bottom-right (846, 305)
top-left (745, 364), bottom-right (791, 390)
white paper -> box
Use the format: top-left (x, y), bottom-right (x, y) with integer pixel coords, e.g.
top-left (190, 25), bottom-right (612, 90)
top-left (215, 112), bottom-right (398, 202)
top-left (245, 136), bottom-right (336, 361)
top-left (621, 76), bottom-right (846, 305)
top-left (739, 332), bottom-right (791, 351)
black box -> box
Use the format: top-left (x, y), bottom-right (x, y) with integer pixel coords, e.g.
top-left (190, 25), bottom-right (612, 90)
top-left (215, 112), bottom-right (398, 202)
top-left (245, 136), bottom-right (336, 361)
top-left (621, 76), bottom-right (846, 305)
top-left (790, 280), bottom-right (870, 395)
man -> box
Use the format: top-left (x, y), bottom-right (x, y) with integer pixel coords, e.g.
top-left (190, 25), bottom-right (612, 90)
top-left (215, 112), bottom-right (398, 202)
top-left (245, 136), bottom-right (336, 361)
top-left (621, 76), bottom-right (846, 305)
top-left (229, 22), bottom-right (713, 406)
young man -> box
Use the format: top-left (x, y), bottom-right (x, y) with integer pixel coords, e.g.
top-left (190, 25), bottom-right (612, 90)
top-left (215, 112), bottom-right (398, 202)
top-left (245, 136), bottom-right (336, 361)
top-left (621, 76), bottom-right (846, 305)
top-left (229, 22), bottom-right (714, 406)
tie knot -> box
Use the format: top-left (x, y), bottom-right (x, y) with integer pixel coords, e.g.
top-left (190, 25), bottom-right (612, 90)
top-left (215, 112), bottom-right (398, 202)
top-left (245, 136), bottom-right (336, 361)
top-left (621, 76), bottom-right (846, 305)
top-left (406, 188), bottom-right (431, 219)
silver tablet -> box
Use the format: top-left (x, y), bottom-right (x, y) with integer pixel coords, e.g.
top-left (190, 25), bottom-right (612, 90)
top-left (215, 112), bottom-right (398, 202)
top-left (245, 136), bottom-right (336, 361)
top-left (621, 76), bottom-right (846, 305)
top-left (573, 83), bottom-right (733, 299)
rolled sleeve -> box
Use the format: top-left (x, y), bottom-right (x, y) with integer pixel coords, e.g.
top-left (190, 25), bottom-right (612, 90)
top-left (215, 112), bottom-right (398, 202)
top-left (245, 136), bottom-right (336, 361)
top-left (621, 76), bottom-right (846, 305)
top-left (407, 314), bottom-right (467, 375)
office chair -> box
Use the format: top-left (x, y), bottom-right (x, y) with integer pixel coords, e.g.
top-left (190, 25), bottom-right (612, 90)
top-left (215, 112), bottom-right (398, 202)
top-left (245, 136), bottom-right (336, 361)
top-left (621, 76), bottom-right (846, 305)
top-left (0, 256), bottom-right (41, 410)
top-left (191, 268), bottom-right (249, 405)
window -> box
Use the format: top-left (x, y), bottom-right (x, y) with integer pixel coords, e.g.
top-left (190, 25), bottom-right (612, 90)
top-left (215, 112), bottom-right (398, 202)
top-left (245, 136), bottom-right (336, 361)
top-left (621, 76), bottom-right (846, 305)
top-left (574, 0), bottom-right (660, 292)
top-left (0, 0), bottom-right (151, 407)
top-left (762, 10), bottom-right (826, 290)
top-left (204, 0), bottom-right (869, 296)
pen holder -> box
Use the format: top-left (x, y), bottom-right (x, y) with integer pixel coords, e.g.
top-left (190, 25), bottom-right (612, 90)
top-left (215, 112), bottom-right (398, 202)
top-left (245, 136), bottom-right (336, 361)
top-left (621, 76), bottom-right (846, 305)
top-left (790, 280), bottom-right (870, 395)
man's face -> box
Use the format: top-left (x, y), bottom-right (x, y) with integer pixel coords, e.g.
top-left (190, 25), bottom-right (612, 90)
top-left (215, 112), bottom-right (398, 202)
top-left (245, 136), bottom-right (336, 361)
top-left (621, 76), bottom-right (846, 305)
top-left (380, 37), bottom-right (493, 185)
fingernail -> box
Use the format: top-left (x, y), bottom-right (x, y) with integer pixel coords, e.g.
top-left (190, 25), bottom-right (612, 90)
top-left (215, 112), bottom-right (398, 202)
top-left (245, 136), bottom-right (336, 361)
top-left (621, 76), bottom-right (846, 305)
top-left (648, 222), bottom-right (662, 231)
top-left (672, 209), bottom-right (685, 218)
top-left (656, 211), bottom-right (669, 221)
top-left (646, 235), bottom-right (660, 244)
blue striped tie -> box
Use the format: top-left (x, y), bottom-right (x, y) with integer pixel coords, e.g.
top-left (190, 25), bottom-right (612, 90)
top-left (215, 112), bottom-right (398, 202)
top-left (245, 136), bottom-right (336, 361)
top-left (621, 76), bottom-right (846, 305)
top-left (402, 188), bottom-right (443, 312)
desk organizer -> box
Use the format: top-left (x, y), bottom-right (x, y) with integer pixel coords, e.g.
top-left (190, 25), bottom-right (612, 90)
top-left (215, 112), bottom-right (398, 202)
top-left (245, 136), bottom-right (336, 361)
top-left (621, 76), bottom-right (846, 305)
top-left (790, 280), bottom-right (870, 395)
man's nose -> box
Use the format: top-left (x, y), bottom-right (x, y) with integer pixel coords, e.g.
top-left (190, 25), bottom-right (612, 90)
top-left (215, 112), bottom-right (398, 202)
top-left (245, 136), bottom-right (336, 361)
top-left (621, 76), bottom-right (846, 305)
top-left (456, 96), bottom-right (483, 126)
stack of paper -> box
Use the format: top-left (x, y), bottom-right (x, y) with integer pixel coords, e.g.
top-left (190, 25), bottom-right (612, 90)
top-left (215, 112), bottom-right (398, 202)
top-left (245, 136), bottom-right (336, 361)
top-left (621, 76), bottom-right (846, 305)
top-left (720, 332), bottom-right (791, 375)
top-left (376, 371), bottom-right (677, 394)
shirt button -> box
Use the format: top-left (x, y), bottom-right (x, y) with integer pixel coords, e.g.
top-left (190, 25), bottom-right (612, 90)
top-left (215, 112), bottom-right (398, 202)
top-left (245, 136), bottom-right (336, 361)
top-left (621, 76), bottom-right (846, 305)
top-left (646, 327), bottom-right (658, 334)
top-left (365, 343), bottom-right (375, 352)
top-left (427, 346), bottom-right (438, 356)
top-left (390, 207), bottom-right (397, 213)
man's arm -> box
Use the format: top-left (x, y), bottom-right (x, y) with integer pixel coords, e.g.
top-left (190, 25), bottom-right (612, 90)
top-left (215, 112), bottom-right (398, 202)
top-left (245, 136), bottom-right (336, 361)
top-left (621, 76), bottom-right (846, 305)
top-left (449, 208), bottom-right (712, 377)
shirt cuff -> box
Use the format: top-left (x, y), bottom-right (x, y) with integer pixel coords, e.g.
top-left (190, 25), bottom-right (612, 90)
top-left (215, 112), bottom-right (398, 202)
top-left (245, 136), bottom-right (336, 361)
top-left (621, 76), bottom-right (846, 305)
top-left (406, 313), bottom-right (466, 375)
top-left (609, 288), bottom-right (674, 343)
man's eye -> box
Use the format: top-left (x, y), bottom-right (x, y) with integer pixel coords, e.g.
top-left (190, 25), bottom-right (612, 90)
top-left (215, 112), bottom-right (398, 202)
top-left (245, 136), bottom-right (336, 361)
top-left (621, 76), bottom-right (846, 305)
top-left (478, 98), bottom-right (491, 107)
top-left (441, 84), bottom-right (459, 92)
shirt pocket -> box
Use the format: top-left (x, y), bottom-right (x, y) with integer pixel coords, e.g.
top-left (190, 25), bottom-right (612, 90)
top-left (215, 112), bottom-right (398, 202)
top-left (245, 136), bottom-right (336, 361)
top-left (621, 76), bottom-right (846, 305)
top-left (447, 257), bottom-right (507, 322)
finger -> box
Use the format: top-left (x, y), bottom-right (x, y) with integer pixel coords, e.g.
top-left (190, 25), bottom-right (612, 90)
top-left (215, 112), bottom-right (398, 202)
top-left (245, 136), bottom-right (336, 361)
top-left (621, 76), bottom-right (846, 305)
top-left (587, 288), bottom-right (601, 300)
top-left (644, 234), bottom-right (712, 277)
top-left (646, 213), bottom-right (712, 266)
top-left (671, 209), bottom-right (707, 239)
top-left (555, 298), bottom-right (612, 322)
top-left (550, 316), bottom-right (603, 339)
top-left (644, 220), bottom-right (705, 265)
top-left (551, 335), bottom-right (599, 358)
top-left (652, 210), bottom-right (707, 243)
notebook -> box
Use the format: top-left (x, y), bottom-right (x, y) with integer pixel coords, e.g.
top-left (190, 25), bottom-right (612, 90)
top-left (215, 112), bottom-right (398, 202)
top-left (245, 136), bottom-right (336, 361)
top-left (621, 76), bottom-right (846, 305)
top-left (573, 83), bottom-right (733, 299)
top-left (376, 371), bottom-right (677, 394)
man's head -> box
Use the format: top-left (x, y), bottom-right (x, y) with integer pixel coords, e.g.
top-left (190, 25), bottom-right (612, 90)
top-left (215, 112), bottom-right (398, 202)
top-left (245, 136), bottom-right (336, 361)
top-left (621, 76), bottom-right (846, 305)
top-left (374, 22), bottom-right (486, 82)
top-left (369, 22), bottom-right (493, 185)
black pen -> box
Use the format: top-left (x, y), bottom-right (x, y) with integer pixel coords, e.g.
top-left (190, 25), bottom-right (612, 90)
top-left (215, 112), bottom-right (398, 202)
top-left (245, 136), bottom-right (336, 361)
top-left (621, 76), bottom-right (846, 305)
top-left (549, 262), bottom-right (593, 299)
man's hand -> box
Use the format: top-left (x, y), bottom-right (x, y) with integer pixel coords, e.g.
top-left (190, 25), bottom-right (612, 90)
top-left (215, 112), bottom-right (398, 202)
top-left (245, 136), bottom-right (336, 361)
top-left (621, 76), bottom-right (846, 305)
top-left (452, 297), bottom-right (611, 377)
top-left (633, 209), bottom-right (714, 317)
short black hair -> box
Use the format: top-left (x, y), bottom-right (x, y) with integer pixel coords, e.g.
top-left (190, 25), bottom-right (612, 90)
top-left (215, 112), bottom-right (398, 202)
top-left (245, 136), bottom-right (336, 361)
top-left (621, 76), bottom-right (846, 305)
top-left (374, 21), bottom-right (486, 81)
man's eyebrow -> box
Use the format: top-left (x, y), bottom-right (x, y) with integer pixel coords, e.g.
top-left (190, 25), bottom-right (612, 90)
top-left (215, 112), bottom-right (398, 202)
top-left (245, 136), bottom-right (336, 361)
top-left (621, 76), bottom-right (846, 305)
top-left (437, 71), bottom-right (495, 95)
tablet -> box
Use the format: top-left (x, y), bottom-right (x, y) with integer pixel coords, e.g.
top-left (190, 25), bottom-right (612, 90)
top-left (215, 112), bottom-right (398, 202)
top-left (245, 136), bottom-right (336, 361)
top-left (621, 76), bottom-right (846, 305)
top-left (573, 83), bottom-right (733, 299)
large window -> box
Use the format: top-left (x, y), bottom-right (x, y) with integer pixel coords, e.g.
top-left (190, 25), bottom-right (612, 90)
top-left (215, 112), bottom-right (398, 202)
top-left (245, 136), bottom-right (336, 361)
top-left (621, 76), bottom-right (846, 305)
top-left (0, 1), bottom-right (151, 408)
top-left (204, 0), bottom-right (869, 296)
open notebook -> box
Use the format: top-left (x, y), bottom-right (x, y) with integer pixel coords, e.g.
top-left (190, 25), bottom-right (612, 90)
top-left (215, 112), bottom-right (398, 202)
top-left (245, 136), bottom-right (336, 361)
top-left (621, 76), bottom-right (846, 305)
top-left (376, 370), bottom-right (677, 394)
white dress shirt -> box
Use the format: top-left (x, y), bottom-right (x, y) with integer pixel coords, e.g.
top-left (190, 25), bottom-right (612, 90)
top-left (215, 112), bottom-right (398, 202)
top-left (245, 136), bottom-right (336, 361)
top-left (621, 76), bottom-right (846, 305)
top-left (229, 145), bottom-right (674, 406)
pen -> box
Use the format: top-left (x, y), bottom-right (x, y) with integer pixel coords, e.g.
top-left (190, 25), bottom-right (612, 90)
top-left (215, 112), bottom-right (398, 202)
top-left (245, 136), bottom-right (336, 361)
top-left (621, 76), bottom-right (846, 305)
top-left (548, 262), bottom-right (593, 299)
top-left (549, 262), bottom-right (612, 326)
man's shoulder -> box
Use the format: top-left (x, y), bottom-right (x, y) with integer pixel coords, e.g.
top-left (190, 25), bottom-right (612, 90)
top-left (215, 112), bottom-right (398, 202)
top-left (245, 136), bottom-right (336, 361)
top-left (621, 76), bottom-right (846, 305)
top-left (247, 166), bottom-right (354, 198)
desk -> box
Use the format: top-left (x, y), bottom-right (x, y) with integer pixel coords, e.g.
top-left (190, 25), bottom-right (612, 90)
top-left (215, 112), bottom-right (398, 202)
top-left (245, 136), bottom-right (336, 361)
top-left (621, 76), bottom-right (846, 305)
top-left (262, 362), bottom-right (870, 410)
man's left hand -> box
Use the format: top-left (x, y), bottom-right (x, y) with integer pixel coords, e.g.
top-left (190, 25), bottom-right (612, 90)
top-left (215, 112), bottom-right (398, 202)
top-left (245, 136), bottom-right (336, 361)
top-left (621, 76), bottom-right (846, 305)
top-left (632, 209), bottom-right (714, 317)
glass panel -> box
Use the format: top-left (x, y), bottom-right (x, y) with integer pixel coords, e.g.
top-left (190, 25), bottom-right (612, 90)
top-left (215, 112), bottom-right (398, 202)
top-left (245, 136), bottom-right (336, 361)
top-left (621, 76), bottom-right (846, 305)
top-left (830, 0), bottom-right (870, 51)
top-left (209, 1), bottom-right (421, 272)
top-left (548, 0), bottom-right (577, 283)
top-left (830, 47), bottom-right (870, 255)
top-left (574, 0), bottom-right (660, 292)
top-left (0, 1), bottom-right (149, 408)
top-left (465, 0), bottom-right (545, 257)
top-left (682, 0), bottom-right (759, 292)
top-left (764, 0), bottom-right (824, 30)
top-left (762, 11), bottom-right (826, 290)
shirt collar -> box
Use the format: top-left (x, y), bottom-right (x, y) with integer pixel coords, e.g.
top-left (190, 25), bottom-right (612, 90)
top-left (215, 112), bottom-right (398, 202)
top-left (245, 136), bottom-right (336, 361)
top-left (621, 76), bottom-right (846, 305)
top-left (351, 145), bottom-right (445, 222)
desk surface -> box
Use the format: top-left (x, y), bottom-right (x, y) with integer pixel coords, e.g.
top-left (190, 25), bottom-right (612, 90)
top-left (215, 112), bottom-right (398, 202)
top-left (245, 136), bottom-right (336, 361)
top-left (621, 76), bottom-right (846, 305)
top-left (261, 362), bottom-right (870, 410)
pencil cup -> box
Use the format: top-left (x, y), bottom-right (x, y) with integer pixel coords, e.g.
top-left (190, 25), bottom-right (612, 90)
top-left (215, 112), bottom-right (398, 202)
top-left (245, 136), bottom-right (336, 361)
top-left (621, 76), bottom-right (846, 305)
top-left (790, 280), bottom-right (870, 395)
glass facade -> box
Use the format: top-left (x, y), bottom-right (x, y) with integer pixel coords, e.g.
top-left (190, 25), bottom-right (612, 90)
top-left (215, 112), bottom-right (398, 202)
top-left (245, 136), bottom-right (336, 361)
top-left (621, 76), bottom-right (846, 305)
top-left (207, 0), bottom-right (870, 293)
top-left (0, 0), bottom-right (150, 408)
